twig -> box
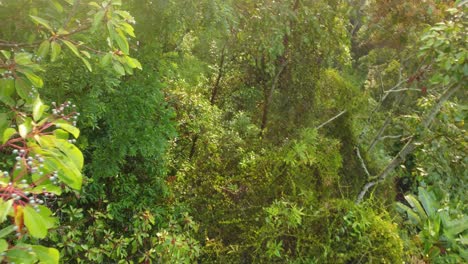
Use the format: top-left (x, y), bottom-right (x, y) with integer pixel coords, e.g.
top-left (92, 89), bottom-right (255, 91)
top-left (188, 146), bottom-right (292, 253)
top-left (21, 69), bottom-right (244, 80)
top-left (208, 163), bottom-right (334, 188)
top-left (384, 88), bottom-right (420, 93)
top-left (355, 146), bottom-right (371, 178)
top-left (315, 110), bottom-right (347, 130)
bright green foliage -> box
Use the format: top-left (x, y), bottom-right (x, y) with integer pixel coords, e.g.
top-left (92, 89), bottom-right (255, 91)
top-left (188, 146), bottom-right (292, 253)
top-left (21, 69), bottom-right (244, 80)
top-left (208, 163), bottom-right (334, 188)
top-left (0, 0), bottom-right (141, 262)
top-left (397, 187), bottom-right (468, 262)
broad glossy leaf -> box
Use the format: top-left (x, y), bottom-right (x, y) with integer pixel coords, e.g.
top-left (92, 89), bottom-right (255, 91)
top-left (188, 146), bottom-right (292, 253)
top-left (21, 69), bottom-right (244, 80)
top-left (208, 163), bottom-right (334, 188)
top-left (15, 77), bottom-right (32, 100)
top-left (33, 96), bottom-right (48, 121)
top-left (53, 120), bottom-right (79, 138)
top-left (54, 138), bottom-right (84, 170)
top-left (23, 205), bottom-right (54, 239)
top-left (19, 118), bottom-right (33, 138)
top-left (6, 248), bottom-right (36, 264)
top-left (42, 151), bottom-right (82, 189)
top-left (32, 245), bottom-right (59, 264)
top-left (53, 129), bottom-right (69, 140)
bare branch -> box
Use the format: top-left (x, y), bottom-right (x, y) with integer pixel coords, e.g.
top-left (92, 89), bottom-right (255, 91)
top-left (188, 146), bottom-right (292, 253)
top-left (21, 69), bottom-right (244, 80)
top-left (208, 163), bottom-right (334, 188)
top-left (355, 146), bottom-right (371, 178)
top-left (356, 83), bottom-right (462, 203)
top-left (316, 110), bottom-right (347, 130)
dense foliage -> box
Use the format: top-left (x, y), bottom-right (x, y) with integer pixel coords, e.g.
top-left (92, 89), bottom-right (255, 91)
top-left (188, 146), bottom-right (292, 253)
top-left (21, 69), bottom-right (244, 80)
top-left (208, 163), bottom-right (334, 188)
top-left (0, 0), bottom-right (466, 263)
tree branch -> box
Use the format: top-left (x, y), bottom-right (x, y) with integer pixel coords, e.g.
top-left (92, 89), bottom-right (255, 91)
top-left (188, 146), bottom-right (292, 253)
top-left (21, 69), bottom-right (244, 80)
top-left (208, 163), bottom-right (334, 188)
top-left (356, 83), bottom-right (462, 203)
top-left (315, 110), bottom-right (347, 130)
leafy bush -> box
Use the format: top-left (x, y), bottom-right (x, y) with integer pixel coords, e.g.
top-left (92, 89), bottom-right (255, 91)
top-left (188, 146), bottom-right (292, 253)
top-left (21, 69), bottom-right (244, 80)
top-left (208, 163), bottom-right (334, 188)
top-left (251, 198), bottom-right (404, 263)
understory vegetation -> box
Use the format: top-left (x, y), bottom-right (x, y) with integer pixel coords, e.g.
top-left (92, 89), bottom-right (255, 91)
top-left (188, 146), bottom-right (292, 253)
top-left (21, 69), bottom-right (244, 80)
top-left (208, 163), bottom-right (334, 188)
top-left (0, 0), bottom-right (466, 263)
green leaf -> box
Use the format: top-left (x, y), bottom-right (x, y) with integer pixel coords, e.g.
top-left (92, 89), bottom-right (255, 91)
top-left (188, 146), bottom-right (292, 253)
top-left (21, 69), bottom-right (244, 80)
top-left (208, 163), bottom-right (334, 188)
top-left (404, 194), bottom-right (428, 221)
top-left (33, 96), bottom-right (48, 121)
top-left (62, 40), bottom-right (80, 57)
top-left (30, 15), bottom-right (53, 32)
top-left (32, 245), bottom-right (59, 264)
top-left (0, 239), bottom-right (7, 253)
top-left (53, 129), bottom-right (69, 140)
top-left (101, 53), bottom-right (112, 67)
top-left (22, 70), bottom-right (44, 88)
top-left (42, 152), bottom-right (82, 189)
top-left (445, 216), bottom-right (468, 236)
top-left (80, 57), bottom-right (92, 72)
top-left (125, 56), bottom-right (142, 69)
top-left (19, 118), bottom-right (33, 138)
top-left (15, 77), bottom-right (32, 100)
top-left (50, 41), bottom-right (61, 62)
top-left (108, 22), bottom-right (129, 54)
top-left (51, 0), bottom-right (64, 13)
top-left (6, 248), bottom-right (36, 264)
top-left (3, 128), bottom-right (16, 143)
top-left (54, 139), bottom-right (84, 170)
top-left (0, 78), bottom-right (15, 105)
top-left (53, 120), bottom-right (79, 138)
top-left (92, 10), bottom-right (106, 32)
top-left (23, 206), bottom-right (51, 239)
top-left (119, 22), bottom-right (135, 37)
top-left (396, 202), bottom-right (422, 225)
top-left (14, 52), bottom-right (33, 65)
top-left (0, 50), bottom-right (11, 59)
top-left (37, 40), bottom-right (50, 59)
top-left (113, 62), bottom-right (125, 75)
top-left (418, 187), bottom-right (437, 218)
top-left (32, 184), bottom-right (62, 195)
top-left (0, 225), bottom-right (16, 239)
top-left (0, 199), bottom-right (13, 223)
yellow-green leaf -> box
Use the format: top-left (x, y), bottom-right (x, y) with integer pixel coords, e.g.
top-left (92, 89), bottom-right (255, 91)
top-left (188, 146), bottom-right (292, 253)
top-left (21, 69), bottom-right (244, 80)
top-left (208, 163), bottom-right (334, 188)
top-left (0, 199), bottom-right (13, 223)
top-left (22, 70), bottom-right (43, 88)
top-left (50, 41), bottom-right (61, 62)
top-left (18, 118), bottom-right (32, 138)
top-left (2, 127), bottom-right (16, 143)
top-left (15, 77), bottom-right (31, 100)
top-left (23, 206), bottom-right (48, 238)
top-left (30, 15), bottom-right (53, 32)
top-left (37, 40), bottom-right (50, 59)
top-left (62, 40), bottom-right (80, 57)
top-left (33, 96), bottom-right (48, 121)
top-left (53, 120), bottom-right (79, 138)
top-left (32, 245), bottom-right (59, 264)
